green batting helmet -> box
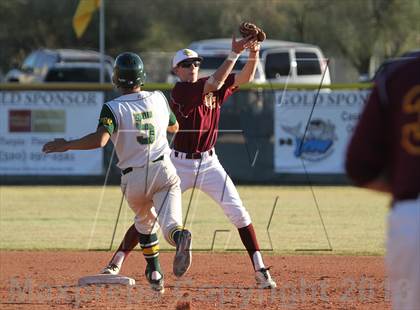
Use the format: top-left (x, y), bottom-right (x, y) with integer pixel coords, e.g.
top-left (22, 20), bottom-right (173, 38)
top-left (112, 52), bottom-right (146, 88)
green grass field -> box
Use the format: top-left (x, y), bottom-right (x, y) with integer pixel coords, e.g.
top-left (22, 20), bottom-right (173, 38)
top-left (0, 185), bottom-right (390, 255)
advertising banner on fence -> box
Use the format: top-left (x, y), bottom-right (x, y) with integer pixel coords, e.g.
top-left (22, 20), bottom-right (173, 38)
top-left (0, 91), bottom-right (104, 175)
top-left (274, 90), bottom-right (371, 174)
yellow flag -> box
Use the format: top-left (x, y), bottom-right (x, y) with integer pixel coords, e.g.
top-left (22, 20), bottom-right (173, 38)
top-left (72, 0), bottom-right (101, 38)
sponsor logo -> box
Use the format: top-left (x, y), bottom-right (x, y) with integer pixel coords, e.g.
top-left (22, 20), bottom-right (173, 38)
top-left (281, 119), bottom-right (337, 161)
top-left (100, 117), bottom-right (113, 126)
top-left (9, 110), bottom-right (65, 133)
top-left (183, 49), bottom-right (194, 57)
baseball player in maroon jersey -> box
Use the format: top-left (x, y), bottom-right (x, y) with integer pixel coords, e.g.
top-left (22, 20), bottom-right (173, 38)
top-left (102, 35), bottom-right (276, 289)
top-left (346, 56), bottom-right (420, 309)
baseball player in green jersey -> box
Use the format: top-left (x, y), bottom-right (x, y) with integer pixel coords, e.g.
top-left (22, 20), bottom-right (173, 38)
top-left (42, 52), bottom-right (192, 293)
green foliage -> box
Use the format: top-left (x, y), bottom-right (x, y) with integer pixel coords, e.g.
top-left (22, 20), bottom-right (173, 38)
top-left (0, 0), bottom-right (419, 75)
top-left (316, 0), bottom-right (420, 73)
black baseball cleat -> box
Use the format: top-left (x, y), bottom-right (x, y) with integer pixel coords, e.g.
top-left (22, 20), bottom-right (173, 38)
top-left (145, 265), bottom-right (164, 293)
top-left (173, 229), bottom-right (192, 277)
top-left (255, 267), bottom-right (277, 289)
top-left (100, 263), bottom-right (120, 275)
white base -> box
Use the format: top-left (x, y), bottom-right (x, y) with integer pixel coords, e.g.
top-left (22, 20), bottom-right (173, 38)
top-left (78, 274), bottom-right (135, 286)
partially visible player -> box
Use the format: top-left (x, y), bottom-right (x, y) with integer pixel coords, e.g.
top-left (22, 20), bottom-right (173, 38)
top-left (102, 33), bottom-right (277, 289)
top-left (346, 56), bottom-right (420, 309)
top-left (42, 52), bottom-right (192, 293)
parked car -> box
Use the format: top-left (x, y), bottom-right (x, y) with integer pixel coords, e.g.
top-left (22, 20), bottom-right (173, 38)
top-left (44, 62), bottom-right (113, 83)
top-left (260, 40), bottom-right (331, 85)
top-left (169, 38), bottom-right (331, 85)
top-left (4, 48), bottom-right (114, 83)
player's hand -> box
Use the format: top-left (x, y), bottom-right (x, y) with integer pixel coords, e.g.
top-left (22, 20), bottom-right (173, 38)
top-left (42, 138), bottom-right (69, 153)
top-left (248, 41), bottom-right (261, 53)
top-left (231, 34), bottom-right (258, 54)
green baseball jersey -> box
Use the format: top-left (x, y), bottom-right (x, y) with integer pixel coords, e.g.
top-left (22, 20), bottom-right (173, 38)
top-left (98, 90), bottom-right (176, 169)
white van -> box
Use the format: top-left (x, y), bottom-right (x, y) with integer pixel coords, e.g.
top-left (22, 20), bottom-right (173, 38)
top-left (180, 38), bottom-right (331, 85)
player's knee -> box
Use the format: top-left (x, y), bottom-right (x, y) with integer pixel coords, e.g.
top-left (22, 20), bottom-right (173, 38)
top-left (135, 222), bottom-right (159, 236)
top-left (227, 210), bottom-right (252, 228)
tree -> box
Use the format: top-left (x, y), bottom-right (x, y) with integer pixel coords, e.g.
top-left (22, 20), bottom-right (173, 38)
top-left (314, 0), bottom-right (420, 75)
top-left (1, 0), bottom-right (419, 78)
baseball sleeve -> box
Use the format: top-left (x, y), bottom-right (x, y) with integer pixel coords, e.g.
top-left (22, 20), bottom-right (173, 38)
top-left (98, 104), bottom-right (117, 135)
top-left (168, 110), bottom-right (177, 126)
top-left (345, 85), bottom-right (389, 186)
top-left (218, 74), bottom-right (238, 104)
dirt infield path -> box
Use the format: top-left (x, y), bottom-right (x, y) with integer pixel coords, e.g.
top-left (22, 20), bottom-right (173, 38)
top-left (0, 251), bottom-right (389, 309)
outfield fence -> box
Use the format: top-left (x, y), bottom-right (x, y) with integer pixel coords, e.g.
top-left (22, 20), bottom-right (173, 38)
top-left (0, 83), bottom-right (373, 185)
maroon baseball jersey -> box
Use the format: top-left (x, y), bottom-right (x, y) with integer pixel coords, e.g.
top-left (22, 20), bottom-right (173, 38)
top-left (170, 74), bottom-right (237, 153)
top-left (346, 57), bottom-right (420, 201)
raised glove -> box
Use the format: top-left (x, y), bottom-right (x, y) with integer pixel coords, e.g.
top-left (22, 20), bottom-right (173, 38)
top-left (239, 22), bottom-right (266, 42)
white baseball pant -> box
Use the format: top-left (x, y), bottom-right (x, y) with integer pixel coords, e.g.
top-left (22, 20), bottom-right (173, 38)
top-left (386, 197), bottom-right (420, 310)
top-left (121, 156), bottom-right (182, 246)
top-left (170, 149), bottom-right (252, 228)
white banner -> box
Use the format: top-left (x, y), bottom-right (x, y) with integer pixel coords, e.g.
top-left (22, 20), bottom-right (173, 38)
top-left (274, 90), bottom-right (371, 174)
top-left (0, 91), bottom-right (104, 175)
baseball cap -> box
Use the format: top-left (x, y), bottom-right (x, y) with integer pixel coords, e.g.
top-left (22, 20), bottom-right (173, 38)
top-left (172, 49), bottom-right (203, 68)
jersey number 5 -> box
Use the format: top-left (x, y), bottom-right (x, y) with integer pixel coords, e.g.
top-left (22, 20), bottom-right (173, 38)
top-left (134, 111), bottom-right (155, 145)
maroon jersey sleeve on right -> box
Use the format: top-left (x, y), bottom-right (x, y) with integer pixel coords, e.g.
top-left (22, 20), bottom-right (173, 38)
top-left (170, 79), bottom-right (206, 117)
top-left (345, 85), bottom-right (390, 186)
top-left (218, 74), bottom-right (238, 105)
top-left (346, 56), bottom-right (420, 200)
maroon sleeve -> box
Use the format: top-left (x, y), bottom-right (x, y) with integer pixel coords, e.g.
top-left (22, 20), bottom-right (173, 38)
top-left (218, 74), bottom-right (238, 105)
top-left (170, 78), bottom-right (206, 117)
top-left (345, 85), bottom-right (390, 186)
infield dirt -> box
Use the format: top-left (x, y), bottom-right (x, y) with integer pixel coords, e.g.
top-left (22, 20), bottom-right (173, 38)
top-left (0, 251), bottom-right (389, 309)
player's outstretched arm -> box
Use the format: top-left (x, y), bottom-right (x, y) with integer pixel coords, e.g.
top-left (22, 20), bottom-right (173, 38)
top-left (233, 41), bottom-right (260, 87)
top-left (42, 127), bottom-right (110, 153)
top-left (203, 34), bottom-right (256, 94)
